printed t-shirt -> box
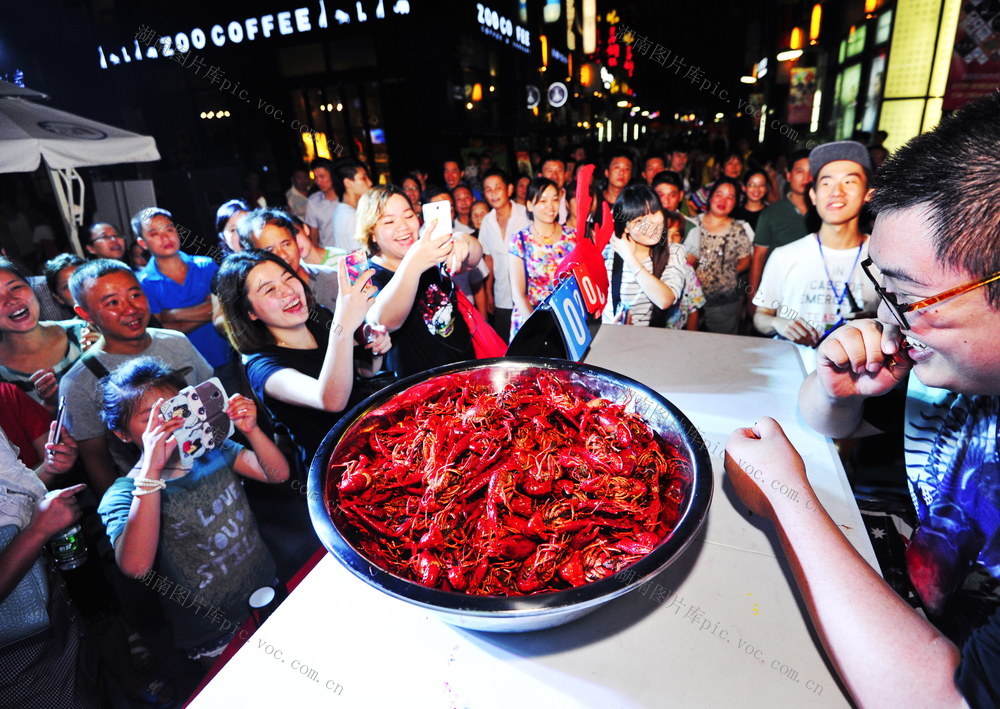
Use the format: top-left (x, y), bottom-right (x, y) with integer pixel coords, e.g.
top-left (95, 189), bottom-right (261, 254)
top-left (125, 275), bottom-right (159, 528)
top-left (99, 440), bottom-right (275, 649)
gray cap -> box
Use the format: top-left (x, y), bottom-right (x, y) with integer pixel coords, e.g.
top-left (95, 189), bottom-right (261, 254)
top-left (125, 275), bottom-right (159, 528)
top-left (808, 140), bottom-right (873, 178)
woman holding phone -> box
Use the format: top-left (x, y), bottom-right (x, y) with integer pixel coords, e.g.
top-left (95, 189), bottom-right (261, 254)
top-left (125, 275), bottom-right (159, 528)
top-left (508, 177), bottom-right (577, 337)
top-left (215, 250), bottom-right (382, 468)
top-left (354, 185), bottom-right (481, 378)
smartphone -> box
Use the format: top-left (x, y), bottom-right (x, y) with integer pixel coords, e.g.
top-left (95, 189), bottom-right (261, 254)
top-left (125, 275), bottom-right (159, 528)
top-left (342, 250), bottom-right (368, 286)
top-left (421, 201), bottom-right (453, 241)
top-left (53, 396), bottom-right (67, 445)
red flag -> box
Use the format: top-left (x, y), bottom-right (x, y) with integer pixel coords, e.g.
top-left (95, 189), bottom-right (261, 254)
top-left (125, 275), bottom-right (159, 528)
top-left (555, 164), bottom-right (615, 316)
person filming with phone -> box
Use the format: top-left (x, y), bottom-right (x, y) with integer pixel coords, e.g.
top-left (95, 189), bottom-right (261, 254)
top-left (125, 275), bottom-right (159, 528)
top-left (355, 185), bottom-right (482, 378)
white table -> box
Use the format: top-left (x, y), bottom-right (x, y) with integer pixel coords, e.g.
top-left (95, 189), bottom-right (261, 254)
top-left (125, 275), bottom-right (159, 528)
top-left (190, 327), bottom-right (877, 708)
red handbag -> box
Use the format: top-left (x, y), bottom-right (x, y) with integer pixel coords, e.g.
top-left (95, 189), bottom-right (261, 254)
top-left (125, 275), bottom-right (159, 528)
top-left (454, 289), bottom-right (508, 358)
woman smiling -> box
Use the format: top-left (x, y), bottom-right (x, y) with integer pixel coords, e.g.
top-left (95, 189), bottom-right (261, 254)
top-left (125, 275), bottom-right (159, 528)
top-left (357, 185), bottom-right (481, 378)
top-left (0, 258), bottom-right (92, 413)
top-left (215, 250), bottom-right (378, 467)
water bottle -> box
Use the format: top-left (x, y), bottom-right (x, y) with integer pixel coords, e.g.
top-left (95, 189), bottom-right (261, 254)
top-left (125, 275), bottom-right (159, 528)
top-left (48, 523), bottom-right (88, 570)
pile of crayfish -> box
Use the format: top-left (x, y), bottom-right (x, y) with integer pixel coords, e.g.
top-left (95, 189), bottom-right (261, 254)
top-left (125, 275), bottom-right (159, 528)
top-left (326, 368), bottom-right (691, 596)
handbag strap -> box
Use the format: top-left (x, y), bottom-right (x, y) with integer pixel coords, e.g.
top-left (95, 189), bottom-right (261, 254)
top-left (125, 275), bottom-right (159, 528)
top-left (611, 252), bottom-right (624, 314)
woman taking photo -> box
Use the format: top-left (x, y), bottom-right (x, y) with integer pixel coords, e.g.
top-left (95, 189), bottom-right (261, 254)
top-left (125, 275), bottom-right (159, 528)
top-left (0, 259), bottom-right (92, 413)
top-left (215, 250), bottom-right (382, 467)
top-left (357, 185), bottom-right (481, 378)
top-left (684, 177), bottom-right (753, 334)
top-left (603, 184), bottom-right (700, 329)
top-left (508, 177), bottom-right (577, 337)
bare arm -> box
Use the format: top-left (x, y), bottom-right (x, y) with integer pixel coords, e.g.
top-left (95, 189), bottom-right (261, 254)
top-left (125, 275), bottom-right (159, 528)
top-left (226, 395), bottom-right (289, 484)
top-left (749, 245), bottom-right (768, 303)
top-left (798, 319), bottom-right (909, 439)
top-left (368, 228), bottom-right (454, 331)
top-left (509, 254), bottom-right (533, 324)
top-left (0, 484), bottom-right (87, 602)
top-left (725, 419), bottom-right (968, 709)
top-left (483, 254), bottom-right (496, 315)
top-left (264, 264), bottom-right (372, 412)
top-left (156, 296), bottom-right (213, 334)
top-left (753, 306), bottom-right (822, 346)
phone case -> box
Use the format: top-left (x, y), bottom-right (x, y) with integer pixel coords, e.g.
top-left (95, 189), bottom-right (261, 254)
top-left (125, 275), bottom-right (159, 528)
top-left (421, 201), bottom-right (453, 240)
top-left (342, 250), bottom-right (368, 286)
top-left (158, 377), bottom-right (233, 467)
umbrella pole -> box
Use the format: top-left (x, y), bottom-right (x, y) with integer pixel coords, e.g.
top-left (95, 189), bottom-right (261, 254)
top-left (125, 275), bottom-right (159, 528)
top-left (46, 164), bottom-right (85, 258)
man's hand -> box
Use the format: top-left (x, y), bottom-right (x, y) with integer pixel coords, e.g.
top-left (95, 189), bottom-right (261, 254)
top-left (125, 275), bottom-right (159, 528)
top-left (774, 317), bottom-right (822, 346)
top-left (28, 484), bottom-right (87, 540)
top-left (43, 421), bottom-right (78, 477)
top-left (815, 319), bottom-right (911, 400)
top-left (725, 418), bottom-right (809, 520)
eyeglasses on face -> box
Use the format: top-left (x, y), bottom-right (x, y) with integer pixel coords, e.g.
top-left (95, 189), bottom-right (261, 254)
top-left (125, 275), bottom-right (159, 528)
top-left (861, 256), bottom-right (1000, 329)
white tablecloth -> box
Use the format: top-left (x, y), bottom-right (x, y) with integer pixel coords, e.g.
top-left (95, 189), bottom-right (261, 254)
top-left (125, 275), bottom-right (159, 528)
top-left (190, 327), bottom-right (877, 708)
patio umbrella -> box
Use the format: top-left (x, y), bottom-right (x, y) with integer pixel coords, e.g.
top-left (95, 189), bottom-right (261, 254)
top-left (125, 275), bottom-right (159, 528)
top-left (0, 79), bottom-right (160, 255)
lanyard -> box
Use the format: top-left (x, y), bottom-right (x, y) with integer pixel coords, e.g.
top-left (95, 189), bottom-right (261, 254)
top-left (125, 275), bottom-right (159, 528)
top-left (815, 235), bottom-right (864, 310)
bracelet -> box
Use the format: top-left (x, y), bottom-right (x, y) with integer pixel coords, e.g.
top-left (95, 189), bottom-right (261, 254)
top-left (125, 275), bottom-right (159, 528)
top-left (132, 478), bottom-right (166, 497)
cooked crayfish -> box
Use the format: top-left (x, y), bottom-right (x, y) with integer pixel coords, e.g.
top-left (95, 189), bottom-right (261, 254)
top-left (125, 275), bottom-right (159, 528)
top-left (328, 368), bottom-right (691, 596)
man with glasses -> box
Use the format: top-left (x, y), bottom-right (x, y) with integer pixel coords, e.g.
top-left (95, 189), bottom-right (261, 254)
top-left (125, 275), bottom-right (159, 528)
top-left (724, 93), bottom-right (1000, 708)
top-left (85, 222), bottom-right (127, 261)
top-left (752, 141), bottom-right (879, 369)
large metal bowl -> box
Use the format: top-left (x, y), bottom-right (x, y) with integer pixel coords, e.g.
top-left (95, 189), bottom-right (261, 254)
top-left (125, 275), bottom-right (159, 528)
top-left (307, 357), bottom-right (712, 632)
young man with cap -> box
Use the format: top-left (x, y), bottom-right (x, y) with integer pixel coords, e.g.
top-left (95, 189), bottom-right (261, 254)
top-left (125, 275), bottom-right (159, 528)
top-left (726, 92), bottom-right (1000, 708)
top-left (752, 141), bottom-right (879, 369)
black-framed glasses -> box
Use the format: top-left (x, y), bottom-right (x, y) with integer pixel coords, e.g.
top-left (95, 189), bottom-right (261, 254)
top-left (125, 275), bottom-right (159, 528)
top-left (861, 257), bottom-right (1000, 329)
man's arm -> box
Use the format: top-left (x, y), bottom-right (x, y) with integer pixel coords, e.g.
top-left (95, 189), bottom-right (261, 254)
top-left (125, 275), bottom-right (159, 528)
top-left (155, 296), bottom-right (213, 334)
top-left (725, 419), bottom-right (968, 709)
top-left (798, 319), bottom-right (909, 439)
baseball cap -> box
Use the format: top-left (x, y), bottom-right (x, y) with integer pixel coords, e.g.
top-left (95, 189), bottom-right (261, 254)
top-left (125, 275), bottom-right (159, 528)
top-left (808, 140), bottom-right (873, 179)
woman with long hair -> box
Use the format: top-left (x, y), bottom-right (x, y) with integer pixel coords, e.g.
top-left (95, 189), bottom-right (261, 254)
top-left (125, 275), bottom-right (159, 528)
top-left (604, 184), bottom-right (702, 329)
top-left (215, 250), bottom-right (377, 467)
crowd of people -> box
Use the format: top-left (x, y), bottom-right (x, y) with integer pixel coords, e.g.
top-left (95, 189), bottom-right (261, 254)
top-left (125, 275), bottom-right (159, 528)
top-left (1, 91), bottom-right (998, 707)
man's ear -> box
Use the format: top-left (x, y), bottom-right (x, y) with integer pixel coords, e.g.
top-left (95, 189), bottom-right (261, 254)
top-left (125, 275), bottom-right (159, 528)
top-left (85, 244), bottom-right (97, 256)
top-left (506, 184), bottom-right (514, 198)
top-left (809, 187), bottom-right (817, 205)
top-left (73, 303), bottom-right (93, 324)
top-left (137, 237), bottom-right (148, 251)
top-left (864, 187), bottom-right (874, 203)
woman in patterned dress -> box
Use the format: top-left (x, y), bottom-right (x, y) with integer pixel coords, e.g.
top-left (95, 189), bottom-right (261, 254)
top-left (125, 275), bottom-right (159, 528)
top-left (684, 178), bottom-right (753, 334)
top-left (508, 178), bottom-right (577, 338)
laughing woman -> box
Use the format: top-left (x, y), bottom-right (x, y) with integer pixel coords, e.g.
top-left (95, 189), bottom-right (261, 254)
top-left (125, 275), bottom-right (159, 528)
top-left (356, 185), bottom-right (481, 378)
top-left (215, 250), bottom-right (379, 468)
top-left (0, 259), bottom-right (92, 413)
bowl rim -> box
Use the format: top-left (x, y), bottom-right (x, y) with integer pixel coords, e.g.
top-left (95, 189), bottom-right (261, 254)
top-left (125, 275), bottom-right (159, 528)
top-left (307, 356), bottom-right (713, 615)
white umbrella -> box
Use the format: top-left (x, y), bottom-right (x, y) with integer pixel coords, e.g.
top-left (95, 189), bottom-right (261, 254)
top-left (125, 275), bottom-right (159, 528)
top-left (0, 80), bottom-right (160, 255)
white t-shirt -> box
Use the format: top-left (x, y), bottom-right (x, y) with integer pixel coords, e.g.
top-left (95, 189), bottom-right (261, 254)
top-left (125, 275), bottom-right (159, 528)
top-left (305, 191), bottom-right (339, 248)
top-left (753, 233), bottom-right (879, 369)
top-left (331, 202), bottom-right (358, 253)
top-left (478, 203), bottom-right (530, 309)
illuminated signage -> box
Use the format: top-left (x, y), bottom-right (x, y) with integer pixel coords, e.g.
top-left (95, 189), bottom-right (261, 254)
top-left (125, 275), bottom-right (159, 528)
top-left (97, 0), bottom-right (411, 69)
top-left (547, 82), bottom-right (568, 108)
top-left (476, 3), bottom-right (531, 54)
top-left (550, 48), bottom-right (568, 65)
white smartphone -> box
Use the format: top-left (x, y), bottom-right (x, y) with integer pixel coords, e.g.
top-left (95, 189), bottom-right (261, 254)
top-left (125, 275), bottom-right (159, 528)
top-left (421, 201), bottom-right (453, 241)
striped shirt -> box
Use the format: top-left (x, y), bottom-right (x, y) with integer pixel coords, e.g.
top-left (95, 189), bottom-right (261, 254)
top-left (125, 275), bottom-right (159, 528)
top-left (601, 242), bottom-right (688, 326)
